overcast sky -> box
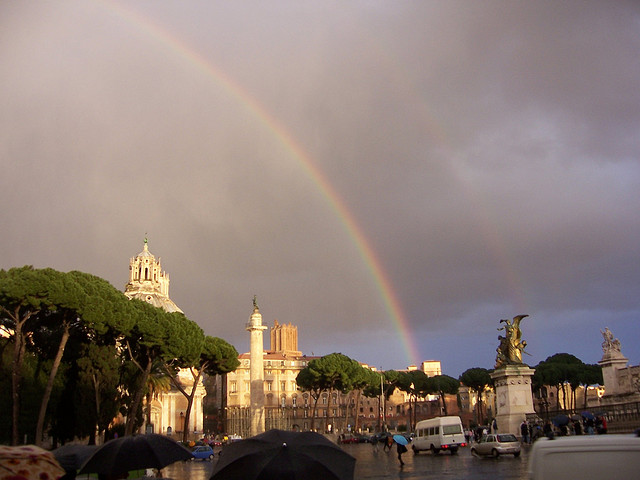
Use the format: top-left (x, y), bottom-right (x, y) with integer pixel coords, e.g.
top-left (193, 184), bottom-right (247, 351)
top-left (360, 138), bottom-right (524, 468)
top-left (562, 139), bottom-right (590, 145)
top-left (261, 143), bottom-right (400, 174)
top-left (2, 1), bottom-right (639, 377)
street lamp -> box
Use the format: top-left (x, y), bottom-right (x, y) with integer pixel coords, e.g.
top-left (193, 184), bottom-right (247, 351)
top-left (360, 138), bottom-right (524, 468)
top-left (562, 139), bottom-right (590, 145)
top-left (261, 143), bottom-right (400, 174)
top-left (380, 369), bottom-right (386, 431)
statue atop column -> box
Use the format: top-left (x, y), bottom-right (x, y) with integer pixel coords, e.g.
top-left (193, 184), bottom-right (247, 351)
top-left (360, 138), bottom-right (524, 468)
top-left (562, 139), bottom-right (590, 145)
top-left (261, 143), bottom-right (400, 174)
top-left (495, 314), bottom-right (529, 368)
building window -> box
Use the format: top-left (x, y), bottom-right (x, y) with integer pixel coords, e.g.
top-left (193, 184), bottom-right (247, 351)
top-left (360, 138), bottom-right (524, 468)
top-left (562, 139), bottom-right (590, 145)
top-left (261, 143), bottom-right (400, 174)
top-left (230, 381), bottom-right (237, 393)
top-left (281, 396), bottom-right (286, 408)
top-left (292, 396), bottom-right (297, 407)
top-left (281, 381), bottom-right (286, 391)
top-left (266, 381), bottom-right (272, 392)
top-left (244, 381), bottom-right (250, 391)
top-left (322, 395), bottom-right (327, 405)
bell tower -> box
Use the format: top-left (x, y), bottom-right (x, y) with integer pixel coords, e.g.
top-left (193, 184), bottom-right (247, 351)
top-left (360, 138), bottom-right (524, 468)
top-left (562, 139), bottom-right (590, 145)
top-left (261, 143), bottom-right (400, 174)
top-left (124, 238), bottom-right (183, 313)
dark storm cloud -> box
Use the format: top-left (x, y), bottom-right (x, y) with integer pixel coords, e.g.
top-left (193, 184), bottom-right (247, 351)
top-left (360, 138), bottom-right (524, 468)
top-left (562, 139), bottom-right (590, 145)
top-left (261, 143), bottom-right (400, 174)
top-left (1, 1), bottom-right (639, 375)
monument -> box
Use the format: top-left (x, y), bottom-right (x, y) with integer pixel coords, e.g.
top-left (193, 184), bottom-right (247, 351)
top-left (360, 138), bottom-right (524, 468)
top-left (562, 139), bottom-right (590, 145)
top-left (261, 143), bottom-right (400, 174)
top-left (599, 327), bottom-right (639, 401)
top-left (490, 314), bottom-right (536, 436)
top-left (246, 296), bottom-right (267, 436)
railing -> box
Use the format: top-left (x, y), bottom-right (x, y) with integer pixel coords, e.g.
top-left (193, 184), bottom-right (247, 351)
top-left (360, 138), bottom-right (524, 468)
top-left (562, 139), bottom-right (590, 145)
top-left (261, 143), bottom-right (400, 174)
top-left (536, 401), bottom-right (640, 433)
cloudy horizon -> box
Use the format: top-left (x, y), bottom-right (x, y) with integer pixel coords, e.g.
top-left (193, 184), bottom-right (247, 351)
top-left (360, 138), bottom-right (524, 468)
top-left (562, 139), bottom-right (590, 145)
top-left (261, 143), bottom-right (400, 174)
top-left (2, 0), bottom-right (639, 377)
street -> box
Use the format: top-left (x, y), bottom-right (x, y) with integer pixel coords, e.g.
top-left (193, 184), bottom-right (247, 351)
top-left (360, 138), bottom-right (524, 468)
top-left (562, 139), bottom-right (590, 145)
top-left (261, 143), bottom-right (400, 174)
top-left (163, 441), bottom-right (531, 480)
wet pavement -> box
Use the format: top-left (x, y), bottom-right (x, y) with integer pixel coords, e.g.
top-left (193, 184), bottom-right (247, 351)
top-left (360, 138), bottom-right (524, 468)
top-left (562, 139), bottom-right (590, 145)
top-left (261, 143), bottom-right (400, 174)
top-left (163, 442), bottom-right (531, 480)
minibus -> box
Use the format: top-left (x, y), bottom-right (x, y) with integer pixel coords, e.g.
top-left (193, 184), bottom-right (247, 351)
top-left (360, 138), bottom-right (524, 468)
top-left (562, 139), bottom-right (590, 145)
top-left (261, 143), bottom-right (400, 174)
top-left (412, 416), bottom-right (466, 454)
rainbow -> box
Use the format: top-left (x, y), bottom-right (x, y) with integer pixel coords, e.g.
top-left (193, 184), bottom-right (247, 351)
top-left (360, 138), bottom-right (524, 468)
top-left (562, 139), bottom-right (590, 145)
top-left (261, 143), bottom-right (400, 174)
top-left (101, 1), bottom-right (422, 366)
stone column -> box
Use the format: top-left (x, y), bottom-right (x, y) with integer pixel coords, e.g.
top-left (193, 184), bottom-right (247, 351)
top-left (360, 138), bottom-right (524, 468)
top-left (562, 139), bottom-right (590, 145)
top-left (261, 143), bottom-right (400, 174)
top-left (490, 365), bottom-right (536, 436)
top-left (246, 300), bottom-right (267, 437)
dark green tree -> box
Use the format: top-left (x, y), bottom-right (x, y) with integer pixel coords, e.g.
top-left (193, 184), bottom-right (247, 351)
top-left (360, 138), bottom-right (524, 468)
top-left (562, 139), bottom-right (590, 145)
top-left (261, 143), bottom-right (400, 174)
top-left (534, 353), bottom-right (602, 411)
top-left (0, 266), bottom-right (68, 445)
top-left (296, 353), bottom-right (362, 431)
top-left (459, 367), bottom-right (493, 424)
top-left (121, 302), bottom-right (199, 435)
top-left (393, 370), bottom-right (429, 431)
top-left (76, 343), bottom-right (123, 443)
top-left (426, 375), bottom-right (460, 415)
top-left (166, 335), bottom-right (239, 443)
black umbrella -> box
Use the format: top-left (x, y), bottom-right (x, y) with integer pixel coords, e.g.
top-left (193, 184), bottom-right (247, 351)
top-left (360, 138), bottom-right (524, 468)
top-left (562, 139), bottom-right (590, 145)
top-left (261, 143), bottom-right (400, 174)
top-left (552, 414), bottom-right (570, 427)
top-left (53, 444), bottom-right (99, 473)
top-left (79, 434), bottom-right (193, 476)
top-left (210, 429), bottom-right (356, 480)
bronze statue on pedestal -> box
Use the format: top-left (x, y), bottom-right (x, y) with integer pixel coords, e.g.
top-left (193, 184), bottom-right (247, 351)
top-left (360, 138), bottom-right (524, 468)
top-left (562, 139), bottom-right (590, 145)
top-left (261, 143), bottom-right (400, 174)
top-left (495, 314), bottom-right (529, 368)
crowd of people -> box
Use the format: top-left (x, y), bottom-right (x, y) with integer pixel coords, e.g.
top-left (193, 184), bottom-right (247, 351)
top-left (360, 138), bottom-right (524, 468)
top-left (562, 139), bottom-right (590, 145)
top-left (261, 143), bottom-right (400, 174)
top-left (462, 414), bottom-right (608, 445)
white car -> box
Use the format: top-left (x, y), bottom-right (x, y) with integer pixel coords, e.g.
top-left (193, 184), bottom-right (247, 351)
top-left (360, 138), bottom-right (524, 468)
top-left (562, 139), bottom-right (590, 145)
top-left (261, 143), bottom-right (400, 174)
top-left (471, 434), bottom-right (521, 457)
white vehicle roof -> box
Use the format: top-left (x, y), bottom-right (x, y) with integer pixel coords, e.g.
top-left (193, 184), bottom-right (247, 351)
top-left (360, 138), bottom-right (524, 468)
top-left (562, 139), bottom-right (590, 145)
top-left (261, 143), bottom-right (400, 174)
top-left (529, 435), bottom-right (640, 480)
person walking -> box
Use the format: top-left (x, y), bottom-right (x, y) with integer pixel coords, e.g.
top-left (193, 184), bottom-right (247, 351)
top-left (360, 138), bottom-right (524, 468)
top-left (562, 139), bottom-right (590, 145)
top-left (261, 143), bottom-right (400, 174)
top-left (382, 434), bottom-right (391, 452)
top-left (396, 441), bottom-right (407, 466)
top-left (520, 420), bottom-right (530, 444)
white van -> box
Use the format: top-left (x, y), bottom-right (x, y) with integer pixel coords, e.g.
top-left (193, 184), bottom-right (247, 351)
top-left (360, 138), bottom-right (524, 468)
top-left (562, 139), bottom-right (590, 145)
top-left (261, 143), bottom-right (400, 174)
top-left (529, 435), bottom-right (640, 480)
top-left (412, 416), bottom-right (467, 454)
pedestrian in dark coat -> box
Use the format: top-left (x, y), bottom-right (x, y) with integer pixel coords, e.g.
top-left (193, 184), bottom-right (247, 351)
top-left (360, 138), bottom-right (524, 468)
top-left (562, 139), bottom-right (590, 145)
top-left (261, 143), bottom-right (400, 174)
top-left (396, 442), bottom-right (407, 466)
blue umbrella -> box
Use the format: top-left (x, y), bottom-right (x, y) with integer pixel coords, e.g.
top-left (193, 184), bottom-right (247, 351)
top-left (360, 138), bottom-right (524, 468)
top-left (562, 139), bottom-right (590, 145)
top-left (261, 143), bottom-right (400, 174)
top-left (581, 411), bottom-right (595, 420)
top-left (393, 435), bottom-right (408, 446)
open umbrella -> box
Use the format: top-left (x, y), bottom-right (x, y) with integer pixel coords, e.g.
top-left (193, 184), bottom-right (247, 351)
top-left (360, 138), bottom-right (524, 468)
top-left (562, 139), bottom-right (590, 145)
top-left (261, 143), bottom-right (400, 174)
top-left (392, 435), bottom-right (408, 446)
top-left (0, 445), bottom-right (65, 480)
top-left (581, 411), bottom-right (595, 421)
top-left (52, 444), bottom-right (98, 474)
top-left (79, 434), bottom-right (193, 477)
top-left (211, 429), bottom-right (356, 480)
top-left (552, 414), bottom-right (570, 427)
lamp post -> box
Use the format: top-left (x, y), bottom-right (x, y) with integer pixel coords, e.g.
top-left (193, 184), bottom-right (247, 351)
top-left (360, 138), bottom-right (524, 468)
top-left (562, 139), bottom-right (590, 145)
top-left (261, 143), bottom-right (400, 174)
top-left (380, 370), bottom-right (386, 431)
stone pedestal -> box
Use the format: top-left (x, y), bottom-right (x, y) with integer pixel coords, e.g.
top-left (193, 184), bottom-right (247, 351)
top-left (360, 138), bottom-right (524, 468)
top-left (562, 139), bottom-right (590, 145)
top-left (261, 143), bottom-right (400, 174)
top-left (490, 365), bottom-right (536, 436)
top-left (599, 351), bottom-right (629, 398)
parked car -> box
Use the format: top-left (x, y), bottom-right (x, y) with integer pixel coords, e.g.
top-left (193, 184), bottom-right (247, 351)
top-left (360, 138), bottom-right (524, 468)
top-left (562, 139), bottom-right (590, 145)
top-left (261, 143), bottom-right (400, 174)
top-left (471, 434), bottom-right (521, 457)
top-left (354, 433), bottom-right (371, 443)
top-left (191, 445), bottom-right (215, 461)
top-left (338, 434), bottom-right (359, 444)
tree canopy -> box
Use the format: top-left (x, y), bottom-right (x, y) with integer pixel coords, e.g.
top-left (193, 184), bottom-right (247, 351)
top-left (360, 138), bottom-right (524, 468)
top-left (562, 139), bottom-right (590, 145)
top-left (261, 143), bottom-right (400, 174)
top-left (0, 266), bottom-right (238, 444)
top-left (459, 367), bottom-right (493, 424)
top-left (533, 353), bottom-right (602, 410)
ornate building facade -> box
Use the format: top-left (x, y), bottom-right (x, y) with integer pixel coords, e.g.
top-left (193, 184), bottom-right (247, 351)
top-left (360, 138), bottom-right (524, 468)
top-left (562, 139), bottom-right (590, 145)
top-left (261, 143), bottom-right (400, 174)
top-left (124, 239), bottom-right (205, 437)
